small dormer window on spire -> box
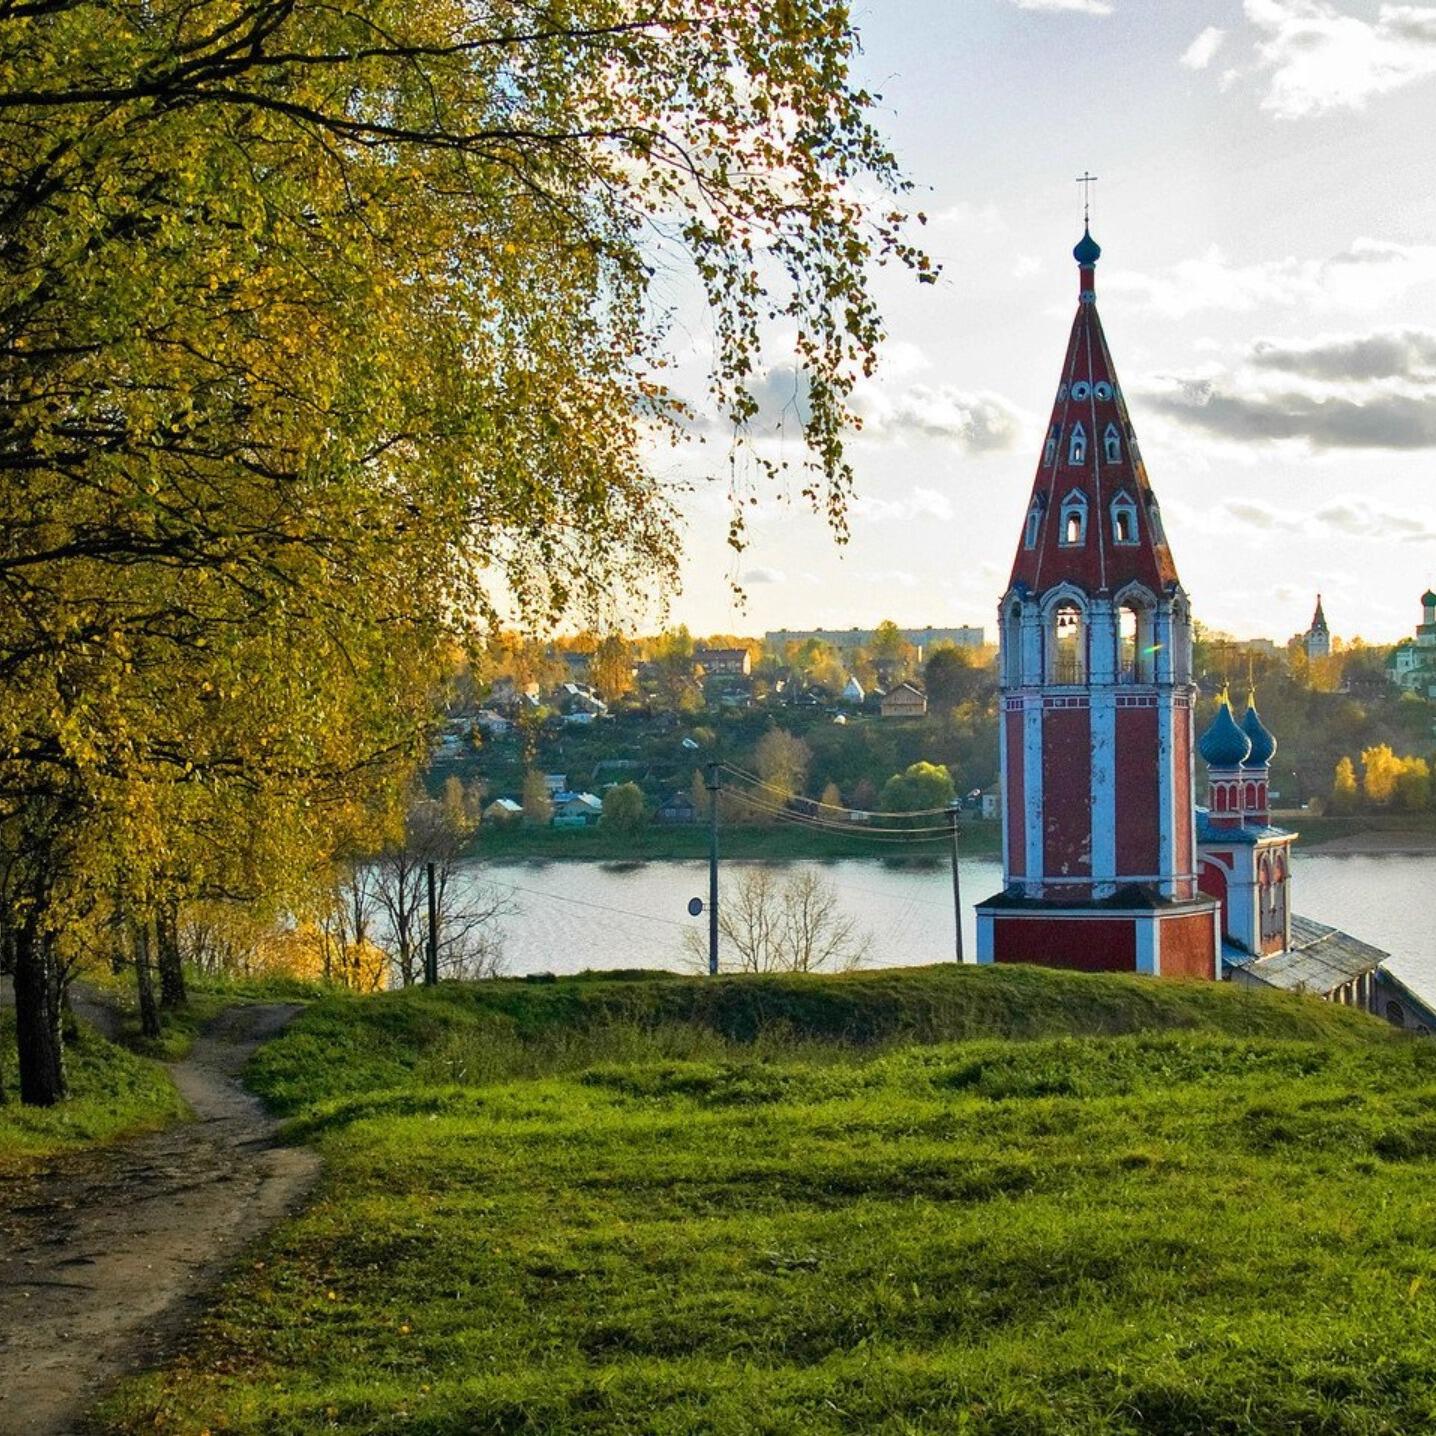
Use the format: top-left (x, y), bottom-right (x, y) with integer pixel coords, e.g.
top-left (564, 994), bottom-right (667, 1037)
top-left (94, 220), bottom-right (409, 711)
top-left (1042, 424), bottom-right (1060, 467)
top-left (1103, 423), bottom-right (1122, 463)
top-left (1110, 491), bottom-right (1138, 545)
top-left (1023, 495), bottom-right (1045, 550)
top-left (1069, 424), bottom-right (1087, 465)
top-left (1059, 489), bottom-right (1088, 547)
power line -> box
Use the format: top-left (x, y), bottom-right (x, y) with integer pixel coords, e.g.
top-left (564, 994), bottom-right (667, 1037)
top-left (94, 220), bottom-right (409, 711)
top-left (718, 761), bottom-right (956, 819)
top-left (720, 786), bottom-right (952, 844)
top-left (481, 877), bottom-right (692, 930)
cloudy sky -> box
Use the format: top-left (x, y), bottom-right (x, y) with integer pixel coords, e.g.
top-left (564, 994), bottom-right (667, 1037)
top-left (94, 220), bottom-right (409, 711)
top-left (655, 0), bottom-right (1436, 645)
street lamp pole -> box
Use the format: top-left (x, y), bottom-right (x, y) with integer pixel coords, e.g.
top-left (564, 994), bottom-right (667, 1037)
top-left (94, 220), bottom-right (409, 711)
top-left (705, 761), bottom-right (720, 976)
top-left (947, 800), bottom-right (965, 963)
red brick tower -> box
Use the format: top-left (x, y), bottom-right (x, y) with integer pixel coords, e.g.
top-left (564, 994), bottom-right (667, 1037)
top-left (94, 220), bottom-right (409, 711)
top-left (975, 228), bottom-right (1220, 978)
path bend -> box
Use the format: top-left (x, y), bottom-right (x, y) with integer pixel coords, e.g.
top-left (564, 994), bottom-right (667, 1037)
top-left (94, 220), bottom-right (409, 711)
top-left (0, 1003), bottom-right (319, 1436)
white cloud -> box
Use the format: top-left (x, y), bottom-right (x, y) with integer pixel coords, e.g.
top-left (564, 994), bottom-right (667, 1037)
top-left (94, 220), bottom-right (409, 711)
top-left (931, 201), bottom-right (1005, 233)
top-left (1180, 25), bottom-right (1227, 69)
top-left (1244, 0), bottom-right (1436, 118)
top-left (1105, 237), bottom-right (1436, 318)
top-left (857, 385), bottom-right (1026, 452)
top-left (1009, 0), bottom-right (1113, 13)
top-left (851, 486), bottom-right (956, 524)
top-left (1248, 328), bottom-right (1436, 380)
top-left (1012, 254), bottom-right (1043, 279)
top-left (741, 566), bottom-right (786, 585)
top-left (1311, 498), bottom-right (1436, 541)
top-left (1145, 374), bottom-right (1436, 449)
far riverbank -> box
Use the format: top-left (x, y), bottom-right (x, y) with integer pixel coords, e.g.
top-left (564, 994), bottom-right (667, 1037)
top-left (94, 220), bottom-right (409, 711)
top-left (472, 820), bottom-right (1003, 863)
top-left (1273, 813), bottom-right (1436, 855)
top-left (471, 814), bottom-right (1436, 863)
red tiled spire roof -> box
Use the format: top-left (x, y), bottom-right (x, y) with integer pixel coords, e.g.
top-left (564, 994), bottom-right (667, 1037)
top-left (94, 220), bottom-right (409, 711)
top-left (1008, 230), bottom-right (1180, 597)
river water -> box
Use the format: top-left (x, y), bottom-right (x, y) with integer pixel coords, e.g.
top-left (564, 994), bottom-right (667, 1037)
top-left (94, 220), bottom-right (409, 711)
top-left (464, 850), bottom-right (1436, 1001)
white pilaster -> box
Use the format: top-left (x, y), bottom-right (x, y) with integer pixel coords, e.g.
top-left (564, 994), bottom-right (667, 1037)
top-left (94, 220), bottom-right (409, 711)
top-left (1020, 603), bottom-right (1043, 686)
top-left (1156, 696), bottom-right (1175, 897)
top-left (998, 696), bottom-right (1011, 881)
top-left (1090, 690), bottom-right (1117, 897)
top-left (1135, 917), bottom-right (1158, 975)
top-left (1088, 596), bottom-right (1116, 685)
top-left (1023, 697), bottom-right (1044, 895)
top-left (975, 913), bottom-right (995, 964)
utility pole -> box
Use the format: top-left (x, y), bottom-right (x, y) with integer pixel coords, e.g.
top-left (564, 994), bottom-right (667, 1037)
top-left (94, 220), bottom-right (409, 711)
top-left (706, 761), bottom-right (720, 975)
top-left (947, 800), bottom-right (965, 963)
top-left (424, 861), bottom-right (439, 985)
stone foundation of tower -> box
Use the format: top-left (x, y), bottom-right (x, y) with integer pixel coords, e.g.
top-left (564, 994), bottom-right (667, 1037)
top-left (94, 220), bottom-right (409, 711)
top-left (974, 896), bottom-right (1220, 979)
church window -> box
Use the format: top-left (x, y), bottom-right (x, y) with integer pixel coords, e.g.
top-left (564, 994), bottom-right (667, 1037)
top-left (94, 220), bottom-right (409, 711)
top-left (1023, 495), bottom-right (1045, 548)
top-left (1071, 381), bottom-right (1091, 400)
top-left (1118, 602), bottom-right (1152, 682)
top-left (1059, 489), bottom-right (1088, 546)
top-left (1049, 603), bottom-right (1085, 684)
top-left (1057, 383), bottom-right (1069, 401)
top-left (1104, 423), bottom-right (1122, 464)
top-left (1110, 491), bottom-right (1138, 544)
top-left (1146, 497), bottom-right (1166, 544)
top-left (1069, 424), bottom-right (1088, 465)
top-left (1095, 381), bottom-right (1113, 400)
top-left (1042, 425), bottom-right (1059, 467)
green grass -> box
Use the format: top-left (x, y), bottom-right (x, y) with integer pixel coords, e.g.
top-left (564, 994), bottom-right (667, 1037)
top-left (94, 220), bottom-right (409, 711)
top-left (0, 1011), bottom-right (187, 1175)
top-left (244, 965), bottom-right (1387, 1115)
top-left (97, 968), bottom-right (1436, 1436)
top-left (474, 820), bottom-right (1003, 861)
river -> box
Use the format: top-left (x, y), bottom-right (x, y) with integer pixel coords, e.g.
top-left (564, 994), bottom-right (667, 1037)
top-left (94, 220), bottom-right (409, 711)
top-left (463, 849), bottom-right (1436, 1001)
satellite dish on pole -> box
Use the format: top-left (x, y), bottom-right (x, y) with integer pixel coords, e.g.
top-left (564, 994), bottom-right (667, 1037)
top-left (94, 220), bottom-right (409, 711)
top-left (687, 897), bottom-right (704, 917)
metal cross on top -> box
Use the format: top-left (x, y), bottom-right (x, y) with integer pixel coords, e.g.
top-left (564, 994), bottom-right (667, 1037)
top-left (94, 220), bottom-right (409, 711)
top-left (1076, 171), bottom-right (1098, 224)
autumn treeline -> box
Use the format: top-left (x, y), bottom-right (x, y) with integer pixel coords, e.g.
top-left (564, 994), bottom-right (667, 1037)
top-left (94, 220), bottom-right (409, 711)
top-left (0, 3), bottom-right (919, 1102)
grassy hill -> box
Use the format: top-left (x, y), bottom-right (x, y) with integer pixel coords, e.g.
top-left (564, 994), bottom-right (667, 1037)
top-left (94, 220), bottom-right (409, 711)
top-left (0, 1011), bottom-right (186, 1175)
top-left (100, 967), bottom-right (1436, 1436)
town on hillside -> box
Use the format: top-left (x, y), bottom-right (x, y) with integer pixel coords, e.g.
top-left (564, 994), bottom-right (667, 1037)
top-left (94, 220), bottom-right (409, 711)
top-left (432, 588), bottom-right (1436, 838)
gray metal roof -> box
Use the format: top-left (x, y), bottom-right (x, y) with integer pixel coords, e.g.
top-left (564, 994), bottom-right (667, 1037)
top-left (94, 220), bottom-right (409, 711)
top-left (1226, 913), bottom-right (1388, 995)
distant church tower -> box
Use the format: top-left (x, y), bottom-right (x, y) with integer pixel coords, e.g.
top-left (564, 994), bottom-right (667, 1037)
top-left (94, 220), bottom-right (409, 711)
top-left (1303, 594), bottom-right (1331, 662)
top-left (975, 227), bottom-right (1221, 977)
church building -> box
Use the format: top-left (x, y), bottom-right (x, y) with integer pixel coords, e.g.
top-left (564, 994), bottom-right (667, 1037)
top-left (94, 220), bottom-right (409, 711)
top-left (975, 226), bottom-right (1386, 1006)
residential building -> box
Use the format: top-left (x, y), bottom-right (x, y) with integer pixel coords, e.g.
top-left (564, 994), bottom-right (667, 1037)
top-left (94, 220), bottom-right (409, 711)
top-left (655, 791), bottom-right (701, 825)
top-left (765, 625), bottom-right (984, 659)
top-left (695, 647), bottom-right (752, 676)
top-left (552, 791), bottom-right (603, 827)
top-left (879, 682), bottom-right (927, 719)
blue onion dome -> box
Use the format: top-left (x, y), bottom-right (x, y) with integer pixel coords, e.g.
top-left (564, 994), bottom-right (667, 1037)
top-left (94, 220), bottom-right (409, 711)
top-left (1423, 588), bottom-right (1436, 607)
top-left (1073, 226), bottom-right (1102, 265)
top-left (1198, 689), bottom-right (1252, 768)
top-left (1240, 690), bottom-right (1277, 767)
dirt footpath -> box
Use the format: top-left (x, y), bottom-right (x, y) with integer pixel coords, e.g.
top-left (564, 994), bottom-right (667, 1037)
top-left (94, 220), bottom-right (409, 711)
top-left (0, 1005), bottom-right (319, 1436)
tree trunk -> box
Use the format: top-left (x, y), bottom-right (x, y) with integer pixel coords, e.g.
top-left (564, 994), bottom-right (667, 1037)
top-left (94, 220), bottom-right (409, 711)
top-left (156, 906), bottom-right (186, 1009)
top-left (12, 912), bottom-right (67, 1106)
top-left (134, 921), bottom-right (161, 1040)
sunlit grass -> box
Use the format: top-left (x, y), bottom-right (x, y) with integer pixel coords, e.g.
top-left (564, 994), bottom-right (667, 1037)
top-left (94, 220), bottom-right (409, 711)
top-left (0, 1012), bottom-right (186, 1174)
top-left (98, 968), bottom-right (1436, 1435)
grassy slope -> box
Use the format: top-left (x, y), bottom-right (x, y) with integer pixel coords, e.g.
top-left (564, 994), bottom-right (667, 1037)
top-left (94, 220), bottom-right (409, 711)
top-left (0, 1012), bottom-right (187, 1175)
top-left (100, 969), bottom-right (1436, 1436)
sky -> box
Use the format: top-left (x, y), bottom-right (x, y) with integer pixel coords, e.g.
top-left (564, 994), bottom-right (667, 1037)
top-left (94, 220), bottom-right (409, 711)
top-left (643, 0), bottom-right (1436, 647)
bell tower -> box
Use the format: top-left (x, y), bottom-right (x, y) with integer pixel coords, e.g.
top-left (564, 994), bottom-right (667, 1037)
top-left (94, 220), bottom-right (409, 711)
top-left (976, 227), bottom-right (1220, 979)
